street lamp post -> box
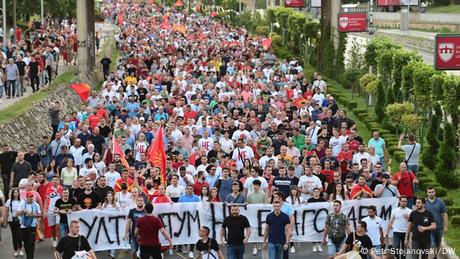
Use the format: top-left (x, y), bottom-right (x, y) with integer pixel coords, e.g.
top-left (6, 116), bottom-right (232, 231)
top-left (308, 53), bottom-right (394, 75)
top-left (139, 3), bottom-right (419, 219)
top-left (2, 0), bottom-right (5, 46)
top-left (13, 0), bottom-right (16, 41)
top-left (41, 0), bottom-right (44, 25)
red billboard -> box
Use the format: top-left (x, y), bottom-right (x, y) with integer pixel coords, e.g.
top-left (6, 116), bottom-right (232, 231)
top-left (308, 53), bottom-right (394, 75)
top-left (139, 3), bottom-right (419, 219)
top-left (338, 12), bottom-right (368, 33)
top-left (284, 0), bottom-right (305, 8)
top-left (435, 34), bottom-right (460, 70)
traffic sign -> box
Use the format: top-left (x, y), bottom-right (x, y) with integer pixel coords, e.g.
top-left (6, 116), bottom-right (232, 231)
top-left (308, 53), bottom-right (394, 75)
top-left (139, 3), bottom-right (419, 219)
top-left (337, 12), bottom-right (368, 33)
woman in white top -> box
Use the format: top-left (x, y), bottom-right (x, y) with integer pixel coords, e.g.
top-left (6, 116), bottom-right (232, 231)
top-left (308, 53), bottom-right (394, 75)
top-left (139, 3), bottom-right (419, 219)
top-left (60, 158), bottom-right (78, 189)
top-left (329, 182), bottom-right (348, 202)
top-left (93, 153), bottom-right (107, 175)
top-left (115, 183), bottom-right (131, 209)
top-left (102, 191), bottom-right (119, 259)
top-left (286, 186), bottom-right (305, 205)
top-left (4, 188), bottom-right (24, 257)
top-left (219, 131), bottom-right (234, 155)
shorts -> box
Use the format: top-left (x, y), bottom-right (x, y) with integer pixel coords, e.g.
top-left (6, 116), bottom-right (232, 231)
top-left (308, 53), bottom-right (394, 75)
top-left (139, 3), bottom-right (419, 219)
top-left (328, 238), bottom-right (345, 256)
top-left (47, 215), bottom-right (57, 226)
top-left (130, 237), bottom-right (139, 253)
top-left (431, 229), bottom-right (443, 248)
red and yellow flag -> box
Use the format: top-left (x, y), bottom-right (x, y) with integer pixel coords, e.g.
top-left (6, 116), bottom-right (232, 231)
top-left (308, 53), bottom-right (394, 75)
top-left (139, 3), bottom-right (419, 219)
top-left (112, 135), bottom-right (130, 170)
top-left (70, 83), bottom-right (91, 101)
top-left (172, 24), bottom-right (187, 34)
top-left (148, 127), bottom-right (167, 186)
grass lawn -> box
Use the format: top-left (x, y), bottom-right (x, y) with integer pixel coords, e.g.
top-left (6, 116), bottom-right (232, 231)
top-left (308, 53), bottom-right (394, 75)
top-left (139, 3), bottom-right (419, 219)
top-left (427, 4), bottom-right (460, 13)
top-left (0, 69), bottom-right (78, 124)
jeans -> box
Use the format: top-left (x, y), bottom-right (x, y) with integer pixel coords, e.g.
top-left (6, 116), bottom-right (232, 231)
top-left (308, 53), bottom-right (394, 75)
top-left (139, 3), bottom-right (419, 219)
top-left (17, 75), bottom-right (24, 96)
top-left (0, 85), bottom-right (3, 98)
top-left (59, 223), bottom-right (69, 239)
top-left (30, 74), bottom-right (39, 92)
top-left (9, 221), bottom-right (22, 251)
top-left (380, 156), bottom-right (385, 169)
top-left (139, 245), bottom-right (162, 259)
top-left (7, 80), bottom-right (16, 97)
top-left (268, 243), bottom-right (284, 259)
top-left (407, 164), bottom-right (418, 174)
top-left (22, 227), bottom-right (36, 259)
top-left (327, 238), bottom-right (345, 256)
top-left (431, 229), bottom-right (443, 248)
top-left (45, 66), bottom-right (52, 85)
top-left (407, 197), bottom-right (414, 209)
top-left (227, 244), bottom-right (245, 259)
top-left (393, 232), bottom-right (407, 259)
top-left (372, 244), bottom-right (382, 256)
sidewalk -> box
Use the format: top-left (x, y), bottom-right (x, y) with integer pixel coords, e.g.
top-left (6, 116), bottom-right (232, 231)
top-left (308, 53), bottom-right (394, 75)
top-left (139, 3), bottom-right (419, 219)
top-left (0, 22), bottom-right (114, 111)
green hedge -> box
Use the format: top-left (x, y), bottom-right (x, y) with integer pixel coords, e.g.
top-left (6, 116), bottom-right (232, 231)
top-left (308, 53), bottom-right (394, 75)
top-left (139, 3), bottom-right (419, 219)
top-left (435, 186), bottom-right (448, 197)
top-left (451, 215), bottom-right (460, 226)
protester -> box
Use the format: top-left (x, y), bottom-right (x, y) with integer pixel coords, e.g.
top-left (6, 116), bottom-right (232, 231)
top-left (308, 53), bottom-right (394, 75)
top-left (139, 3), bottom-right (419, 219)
top-left (54, 188), bottom-right (76, 240)
top-left (322, 200), bottom-right (350, 259)
top-left (125, 196), bottom-right (145, 259)
top-left (54, 220), bottom-right (97, 259)
top-left (4, 188), bottom-right (24, 257)
top-left (387, 196), bottom-right (411, 259)
top-left (195, 226), bottom-right (224, 259)
top-left (336, 221), bottom-right (380, 259)
top-left (425, 187), bottom-right (448, 258)
top-left (398, 134), bottom-right (421, 174)
top-left (262, 201), bottom-right (292, 259)
top-left (220, 205), bottom-right (251, 259)
top-left (405, 198), bottom-right (436, 259)
top-left (16, 191), bottom-right (42, 259)
top-left (362, 206), bottom-right (384, 256)
top-left (135, 203), bottom-right (173, 259)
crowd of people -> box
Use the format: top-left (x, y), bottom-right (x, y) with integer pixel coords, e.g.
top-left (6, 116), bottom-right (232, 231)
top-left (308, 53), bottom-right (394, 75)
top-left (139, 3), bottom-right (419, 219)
top-left (0, 1), bottom-right (451, 259)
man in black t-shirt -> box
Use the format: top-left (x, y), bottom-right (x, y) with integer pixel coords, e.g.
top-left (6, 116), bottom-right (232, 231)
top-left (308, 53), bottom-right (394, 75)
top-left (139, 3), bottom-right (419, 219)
top-left (307, 188), bottom-right (326, 203)
top-left (336, 221), bottom-right (377, 259)
top-left (196, 226), bottom-right (224, 259)
top-left (15, 55), bottom-right (26, 96)
top-left (54, 220), bottom-right (96, 259)
top-left (406, 197), bottom-right (436, 259)
top-left (76, 180), bottom-right (101, 210)
top-left (100, 55), bottom-right (112, 80)
top-left (93, 176), bottom-right (114, 201)
top-left (54, 189), bottom-right (76, 238)
top-left (28, 55), bottom-right (40, 92)
top-left (220, 205), bottom-right (251, 259)
top-left (273, 167), bottom-right (292, 198)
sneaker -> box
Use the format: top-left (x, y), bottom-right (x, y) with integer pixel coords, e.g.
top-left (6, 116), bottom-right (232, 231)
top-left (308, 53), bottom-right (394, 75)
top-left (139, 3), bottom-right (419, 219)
top-left (188, 251), bottom-right (194, 258)
top-left (313, 245), bottom-right (318, 253)
top-left (19, 251), bottom-right (24, 256)
top-left (252, 247), bottom-right (257, 256)
top-left (317, 244), bottom-right (323, 252)
top-left (290, 246), bottom-right (296, 254)
top-left (14, 251), bottom-right (18, 257)
top-left (53, 240), bottom-right (58, 247)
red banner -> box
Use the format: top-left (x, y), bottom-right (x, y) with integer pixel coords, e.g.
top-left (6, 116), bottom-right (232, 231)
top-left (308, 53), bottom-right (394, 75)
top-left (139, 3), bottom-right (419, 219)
top-left (377, 0), bottom-right (402, 6)
top-left (435, 34), bottom-right (460, 70)
top-left (338, 12), bottom-right (367, 33)
top-left (284, 0), bottom-right (305, 8)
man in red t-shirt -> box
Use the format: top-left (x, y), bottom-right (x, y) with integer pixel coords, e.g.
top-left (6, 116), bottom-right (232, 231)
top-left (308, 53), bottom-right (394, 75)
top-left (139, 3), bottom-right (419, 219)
top-left (135, 203), bottom-right (173, 258)
top-left (392, 162), bottom-right (418, 208)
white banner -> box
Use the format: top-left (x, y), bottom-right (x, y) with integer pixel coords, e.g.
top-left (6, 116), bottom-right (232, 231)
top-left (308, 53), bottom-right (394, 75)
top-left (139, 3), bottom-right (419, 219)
top-left (401, 0), bottom-right (419, 5)
top-left (68, 197), bottom-right (398, 251)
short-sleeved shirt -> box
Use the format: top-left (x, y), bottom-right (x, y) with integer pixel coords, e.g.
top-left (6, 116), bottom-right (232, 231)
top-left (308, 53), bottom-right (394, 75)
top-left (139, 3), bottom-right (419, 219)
top-left (136, 215), bottom-right (163, 246)
top-left (247, 191), bottom-right (267, 204)
top-left (425, 198), bottom-right (448, 230)
top-left (401, 143), bottom-right (421, 166)
top-left (128, 208), bottom-right (146, 236)
top-left (55, 235), bottom-right (92, 259)
top-left (55, 198), bottom-right (76, 224)
top-left (408, 209), bottom-right (435, 244)
top-left (392, 171), bottom-right (416, 198)
top-left (195, 238), bottom-right (220, 259)
top-left (368, 138), bottom-right (386, 158)
top-left (77, 191), bottom-right (101, 209)
top-left (222, 215), bottom-right (250, 245)
top-left (344, 233), bottom-right (373, 259)
top-left (266, 211), bottom-right (291, 244)
top-left (273, 176), bottom-right (292, 197)
top-left (325, 212), bottom-right (349, 238)
top-left (362, 216), bottom-right (382, 246)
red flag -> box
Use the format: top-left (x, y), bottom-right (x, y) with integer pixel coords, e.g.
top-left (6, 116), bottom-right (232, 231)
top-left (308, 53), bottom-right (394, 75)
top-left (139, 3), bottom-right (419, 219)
top-left (118, 12), bottom-right (123, 26)
top-left (148, 127), bottom-right (167, 186)
top-left (188, 152), bottom-right (195, 166)
top-left (262, 37), bottom-right (272, 50)
top-left (210, 11), bottom-right (218, 17)
top-left (293, 97), bottom-right (308, 108)
top-left (112, 135), bottom-right (130, 169)
top-left (173, 0), bottom-right (184, 7)
top-left (160, 20), bottom-right (171, 30)
top-left (70, 83), bottom-right (91, 101)
top-left (172, 24), bottom-right (186, 34)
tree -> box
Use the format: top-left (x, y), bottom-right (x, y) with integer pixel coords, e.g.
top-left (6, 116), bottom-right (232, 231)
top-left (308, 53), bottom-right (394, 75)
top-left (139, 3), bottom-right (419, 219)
top-left (421, 104), bottom-right (441, 170)
top-left (435, 122), bottom-right (459, 189)
top-left (385, 102), bottom-right (414, 134)
top-left (375, 79), bottom-right (386, 119)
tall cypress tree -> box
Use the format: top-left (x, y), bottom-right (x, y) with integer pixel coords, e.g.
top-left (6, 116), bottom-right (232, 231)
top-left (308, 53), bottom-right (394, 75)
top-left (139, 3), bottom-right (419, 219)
top-left (421, 105), bottom-right (441, 170)
top-left (435, 122), bottom-right (459, 189)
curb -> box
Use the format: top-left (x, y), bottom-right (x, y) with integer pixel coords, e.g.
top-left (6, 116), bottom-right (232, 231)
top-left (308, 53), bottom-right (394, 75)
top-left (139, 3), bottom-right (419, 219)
top-left (440, 238), bottom-right (458, 259)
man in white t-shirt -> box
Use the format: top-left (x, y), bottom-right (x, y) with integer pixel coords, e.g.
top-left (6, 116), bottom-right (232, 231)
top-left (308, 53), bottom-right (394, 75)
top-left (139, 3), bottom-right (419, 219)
top-left (362, 205), bottom-right (384, 256)
top-left (244, 168), bottom-right (268, 196)
top-left (231, 123), bottom-right (250, 142)
top-left (198, 130), bottom-right (214, 154)
top-left (387, 196), bottom-right (412, 254)
top-left (105, 164), bottom-right (121, 188)
top-left (297, 166), bottom-right (322, 201)
top-left (232, 139), bottom-right (255, 170)
top-left (166, 175), bottom-right (185, 202)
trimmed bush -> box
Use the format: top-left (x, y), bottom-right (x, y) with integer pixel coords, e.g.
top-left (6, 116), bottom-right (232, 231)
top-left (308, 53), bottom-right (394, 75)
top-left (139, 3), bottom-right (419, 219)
top-left (451, 215), bottom-right (460, 227)
top-left (393, 151), bottom-right (406, 163)
top-left (444, 197), bottom-right (454, 206)
top-left (434, 187), bottom-right (448, 197)
top-left (448, 207), bottom-right (460, 217)
top-left (416, 171), bottom-right (428, 178)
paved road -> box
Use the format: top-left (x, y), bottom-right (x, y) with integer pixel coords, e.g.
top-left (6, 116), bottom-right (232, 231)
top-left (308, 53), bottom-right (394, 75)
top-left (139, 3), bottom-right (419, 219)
top-left (0, 228), bottom-right (328, 259)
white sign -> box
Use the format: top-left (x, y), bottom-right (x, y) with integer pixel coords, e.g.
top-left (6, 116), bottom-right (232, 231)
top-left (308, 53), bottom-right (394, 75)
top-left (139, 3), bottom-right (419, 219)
top-left (69, 198), bottom-right (398, 251)
top-left (339, 17), bottom-right (349, 28)
top-left (310, 0), bottom-right (321, 7)
top-left (401, 0), bottom-right (419, 6)
top-left (438, 43), bottom-right (455, 62)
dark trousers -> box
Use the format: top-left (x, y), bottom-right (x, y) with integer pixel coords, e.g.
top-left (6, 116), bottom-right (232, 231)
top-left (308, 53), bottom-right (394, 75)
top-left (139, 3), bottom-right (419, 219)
top-left (393, 232), bottom-right (406, 259)
top-left (2, 174), bottom-right (10, 197)
top-left (50, 124), bottom-right (59, 142)
top-left (30, 74), bottom-right (39, 92)
top-left (22, 227), bottom-right (37, 259)
top-left (412, 240), bottom-right (430, 259)
top-left (9, 221), bottom-right (23, 251)
top-left (139, 245), bottom-right (162, 259)
top-left (45, 66), bottom-right (52, 85)
top-left (6, 80), bottom-right (16, 97)
top-left (103, 69), bottom-right (109, 81)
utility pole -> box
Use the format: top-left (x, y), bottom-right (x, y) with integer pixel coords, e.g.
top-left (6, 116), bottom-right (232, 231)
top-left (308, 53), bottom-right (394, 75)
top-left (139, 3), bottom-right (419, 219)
top-left (2, 0), bottom-right (5, 46)
top-left (239, 0), bottom-right (241, 13)
top-left (41, 0), bottom-right (44, 25)
top-left (13, 0), bottom-right (16, 42)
